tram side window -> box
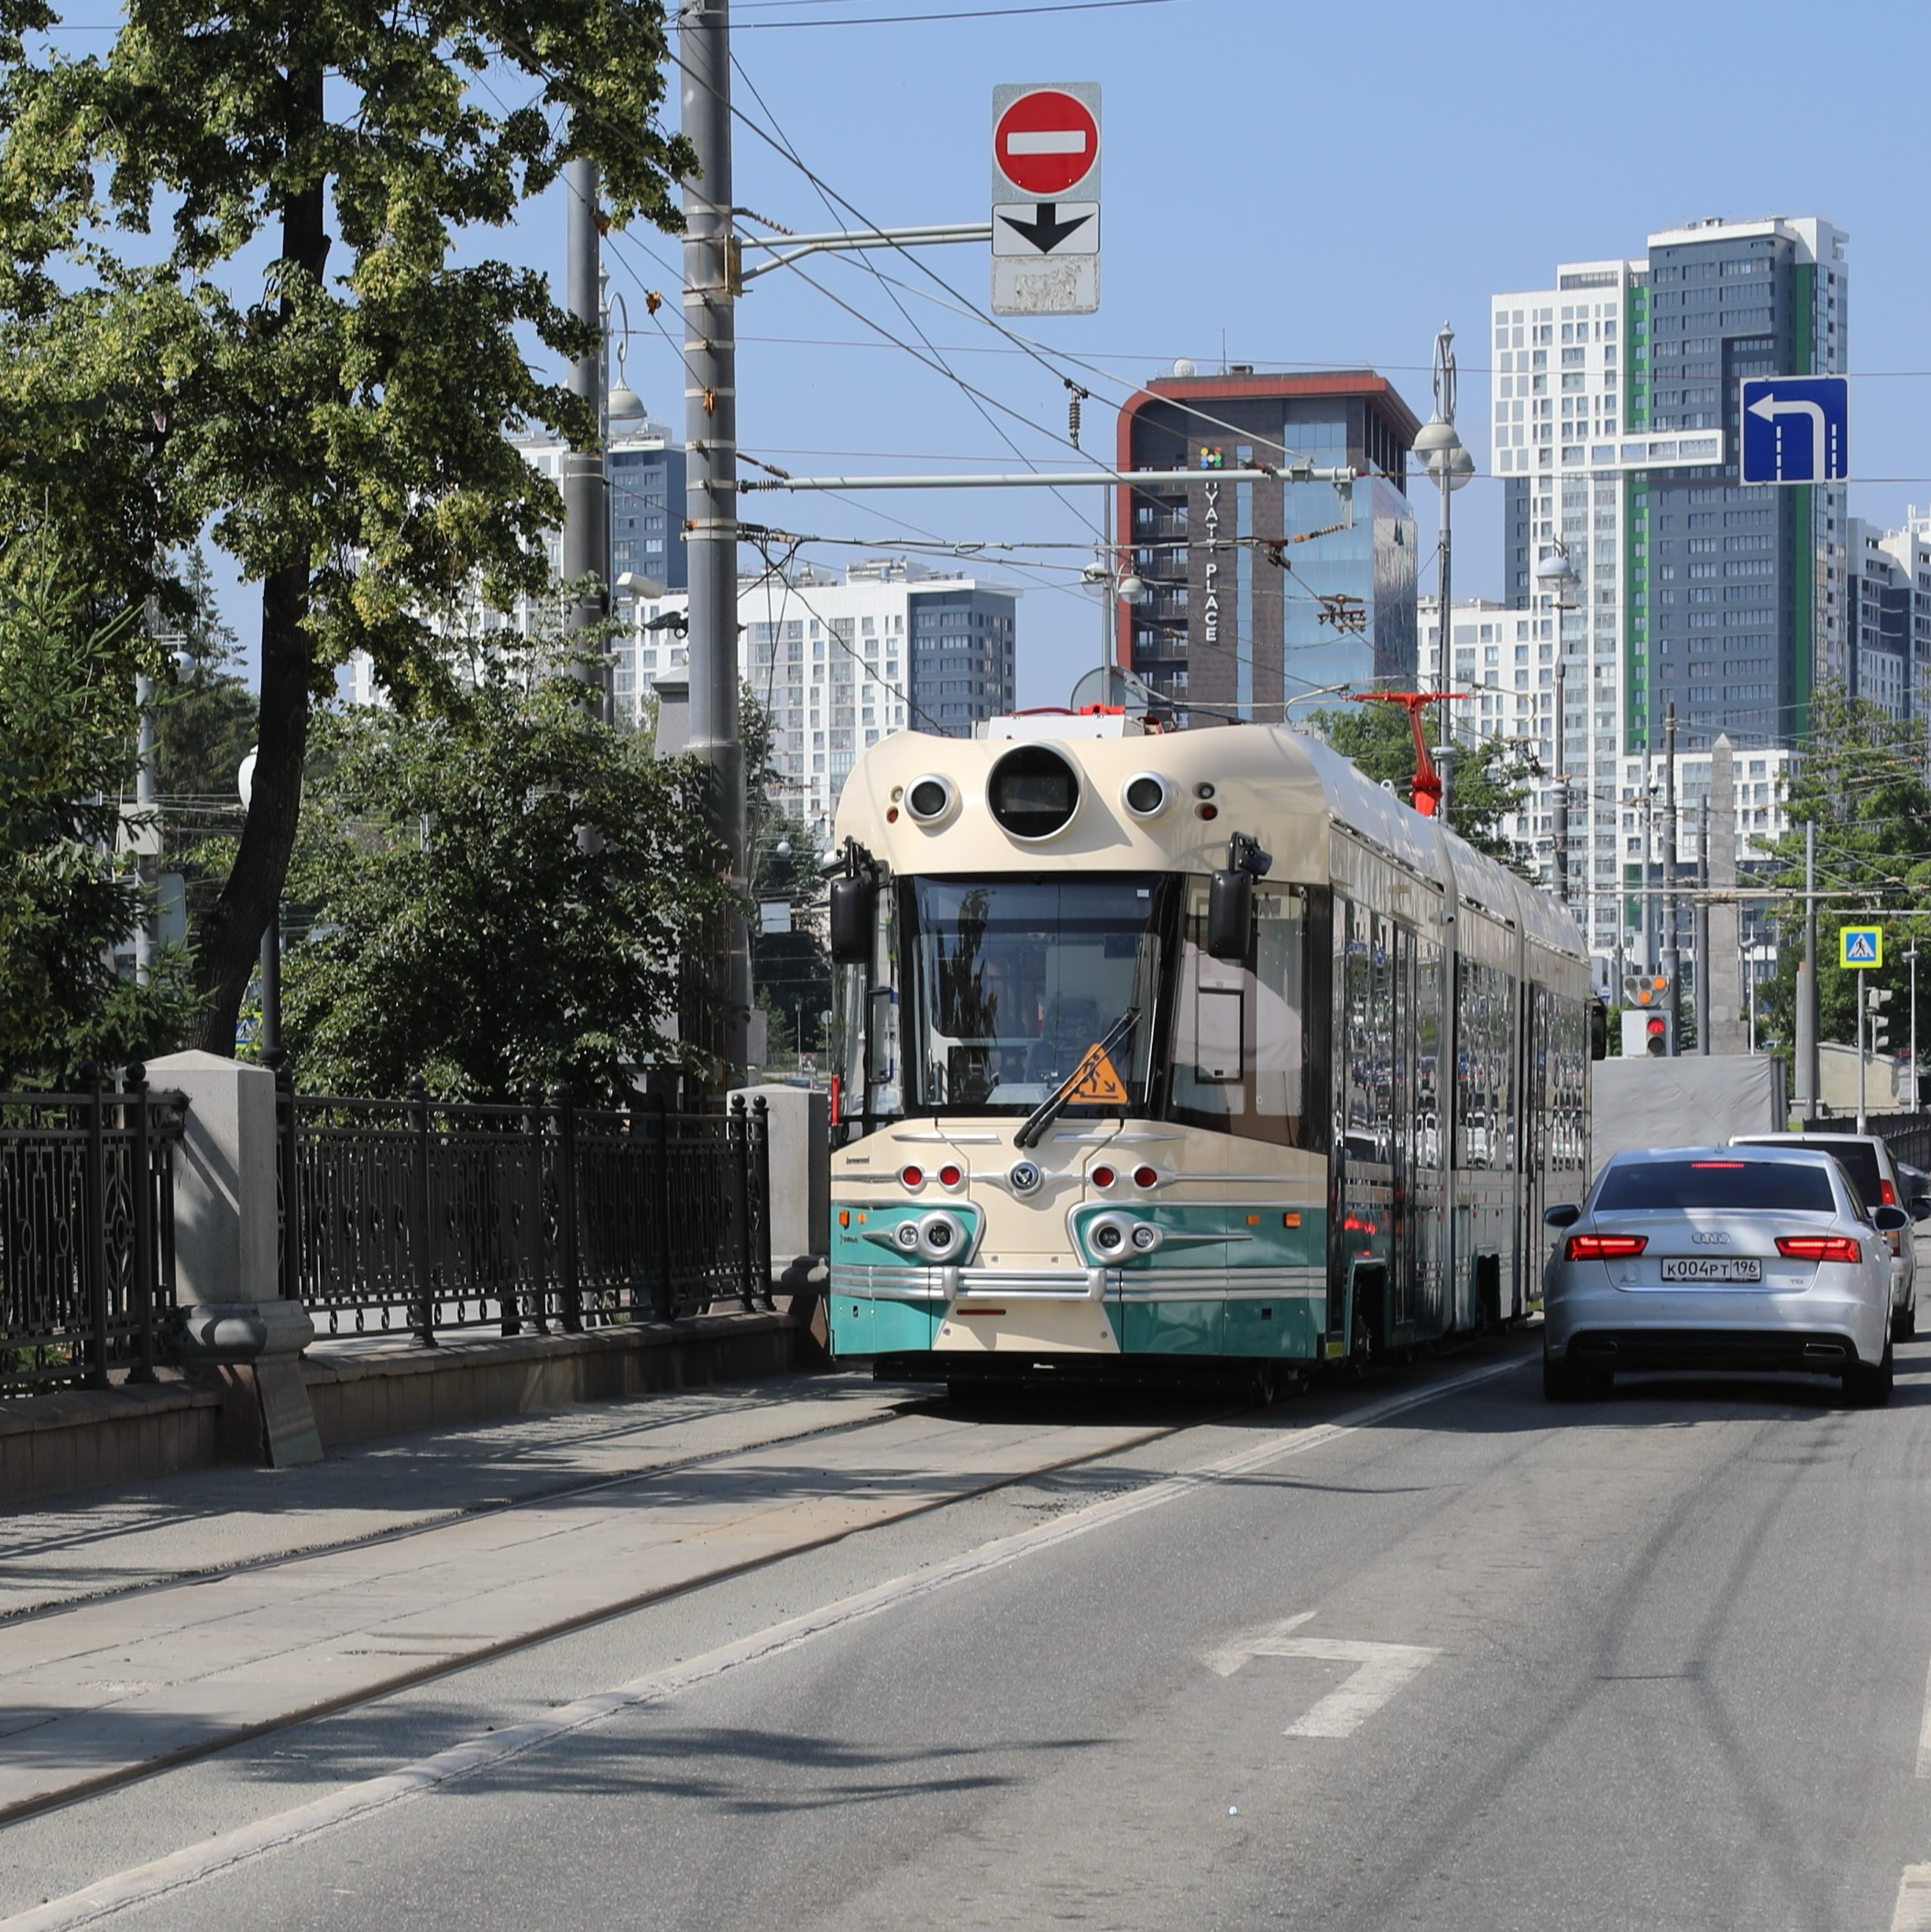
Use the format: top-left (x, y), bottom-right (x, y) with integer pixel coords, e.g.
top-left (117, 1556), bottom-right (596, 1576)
top-left (1343, 898), bottom-right (1393, 1162)
top-left (1414, 939), bottom-right (1443, 1169)
top-left (1168, 887), bottom-right (1310, 1147)
top-left (1454, 960), bottom-right (1518, 1170)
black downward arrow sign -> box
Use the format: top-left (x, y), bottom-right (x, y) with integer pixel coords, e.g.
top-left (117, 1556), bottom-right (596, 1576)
top-left (998, 202), bottom-right (1092, 255)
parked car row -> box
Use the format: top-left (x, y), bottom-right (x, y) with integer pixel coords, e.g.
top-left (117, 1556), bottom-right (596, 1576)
top-left (1542, 1131), bottom-right (1930, 1408)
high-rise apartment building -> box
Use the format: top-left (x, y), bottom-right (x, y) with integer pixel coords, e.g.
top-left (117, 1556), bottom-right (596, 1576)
top-left (624, 559), bottom-right (1017, 846)
top-left (1114, 368), bottom-right (1421, 721)
top-left (1490, 215), bottom-right (1847, 961)
top-left (1845, 514), bottom-right (1931, 719)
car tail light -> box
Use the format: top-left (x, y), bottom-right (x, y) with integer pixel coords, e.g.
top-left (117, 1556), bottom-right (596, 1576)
top-left (1090, 1164), bottom-right (1116, 1190)
top-left (1133, 1165), bottom-right (1159, 1190)
top-left (899, 1164), bottom-right (925, 1191)
top-left (938, 1164), bottom-right (963, 1191)
top-left (1565, 1234), bottom-right (1648, 1260)
top-left (1776, 1235), bottom-right (1863, 1263)
top-left (1882, 1179), bottom-right (1898, 1207)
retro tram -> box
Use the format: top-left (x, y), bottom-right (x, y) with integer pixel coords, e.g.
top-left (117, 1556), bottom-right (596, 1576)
top-left (824, 711), bottom-right (1596, 1390)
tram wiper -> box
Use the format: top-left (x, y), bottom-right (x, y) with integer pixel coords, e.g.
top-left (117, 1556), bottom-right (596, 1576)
top-left (1014, 1007), bottom-right (1138, 1150)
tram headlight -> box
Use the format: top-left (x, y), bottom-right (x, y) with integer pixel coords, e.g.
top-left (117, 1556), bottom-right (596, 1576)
top-left (915, 1210), bottom-right (968, 1262)
top-left (1121, 772), bottom-right (1171, 821)
top-left (893, 1221), bottom-right (922, 1254)
top-left (904, 774), bottom-right (957, 827)
top-left (1086, 1211), bottom-right (1138, 1259)
top-left (1130, 1223), bottom-right (1162, 1253)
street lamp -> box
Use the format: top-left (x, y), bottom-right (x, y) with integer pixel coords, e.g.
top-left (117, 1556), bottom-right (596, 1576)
top-left (236, 748), bottom-right (280, 1068)
top-left (1534, 542), bottom-right (1582, 910)
top-left (1413, 322), bottom-right (1474, 811)
top-left (1081, 555), bottom-right (1147, 698)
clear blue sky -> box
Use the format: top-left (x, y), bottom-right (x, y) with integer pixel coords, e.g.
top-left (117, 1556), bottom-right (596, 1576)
top-left (185, 0), bottom-right (1931, 703)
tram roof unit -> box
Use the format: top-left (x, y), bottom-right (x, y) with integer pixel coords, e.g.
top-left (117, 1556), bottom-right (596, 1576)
top-left (835, 717), bottom-right (1586, 978)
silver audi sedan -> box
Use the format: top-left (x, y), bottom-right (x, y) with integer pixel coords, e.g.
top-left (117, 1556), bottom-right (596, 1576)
top-left (1542, 1146), bottom-right (1906, 1405)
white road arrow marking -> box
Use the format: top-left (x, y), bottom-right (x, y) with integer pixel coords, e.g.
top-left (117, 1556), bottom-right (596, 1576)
top-left (1203, 1612), bottom-right (1441, 1739)
top-left (1748, 391), bottom-right (1836, 481)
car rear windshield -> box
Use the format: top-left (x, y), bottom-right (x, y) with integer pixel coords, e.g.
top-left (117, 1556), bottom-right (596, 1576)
top-left (1595, 1159), bottom-right (1836, 1214)
top-left (1735, 1137), bottom-right (1882, 1208)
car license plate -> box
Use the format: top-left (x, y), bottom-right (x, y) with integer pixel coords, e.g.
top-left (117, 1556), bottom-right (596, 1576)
top-left (1660, 1257), bottom-right (1762, 1283)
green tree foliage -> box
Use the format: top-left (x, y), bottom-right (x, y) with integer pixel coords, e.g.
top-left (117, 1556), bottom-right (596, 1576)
top-left (1309, 698), bottom-right (1537, 869)
top-left (280, 651), bottom-right (730, 1104)
top-left (1755, 686), bottom-right (1931, 1070)
top-left (0, 0), bottom-right (694, 1054)
top-left (0, 535), bottom-right (196, 1082)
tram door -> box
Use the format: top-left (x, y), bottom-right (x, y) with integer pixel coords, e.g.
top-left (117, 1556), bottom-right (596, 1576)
top-left (1389, 926), bottom-right (1417, 1331)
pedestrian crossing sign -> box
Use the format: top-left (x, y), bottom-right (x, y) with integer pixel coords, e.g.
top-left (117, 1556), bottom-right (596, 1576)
top-left (1840, 926), bottom-right (1882, 969)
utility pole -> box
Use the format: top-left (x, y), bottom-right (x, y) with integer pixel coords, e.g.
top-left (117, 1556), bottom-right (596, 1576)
top-left (1552, 653), bottom-right (1567, 909)
top-left (1906, 942), bottom-right (1921, 1112)
top-left (1858, 978), bottom-right (1868, 1136)
top-left (681, 0), bottom-right (750, 1081)
top-left (133, 659), bottom-right (157, 982)
top-left (1695, 795), bottom-right (1710, 1054)
top-left (562, 158), bottom-right (610, 718)
top-left (1661, 703), bottom-right (1679, 1055)
top-left (1796, 818), bottom-right (1817, 1120)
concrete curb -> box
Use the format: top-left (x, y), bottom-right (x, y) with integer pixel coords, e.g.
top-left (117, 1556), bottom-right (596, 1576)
top-left (1, 1312), bottom-right (808, 1509)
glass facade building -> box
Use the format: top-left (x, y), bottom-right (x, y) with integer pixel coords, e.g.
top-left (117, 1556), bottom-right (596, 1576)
top-left (1114, 372), bottom-right (1421, 724)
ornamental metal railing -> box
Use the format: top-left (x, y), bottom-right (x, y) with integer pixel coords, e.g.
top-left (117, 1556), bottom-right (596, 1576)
top-left (287, 1081), bottom-right (773, 1344)
top-left (0, 1069), bottom-right (189, 1396)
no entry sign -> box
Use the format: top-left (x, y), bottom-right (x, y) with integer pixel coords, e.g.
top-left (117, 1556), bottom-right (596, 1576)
top-left (993, 86), bottom-right (1099, 197)
top-left (990, 82), bottom-right (1101, 316)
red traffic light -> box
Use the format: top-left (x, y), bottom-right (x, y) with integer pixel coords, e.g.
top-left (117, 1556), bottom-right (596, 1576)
top-left (1644, 1015), bottom-right (1667, 1057)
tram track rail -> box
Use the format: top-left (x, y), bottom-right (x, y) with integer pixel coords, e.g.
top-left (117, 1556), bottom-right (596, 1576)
top-left (0, 1389), bottom-right (1227, 1828)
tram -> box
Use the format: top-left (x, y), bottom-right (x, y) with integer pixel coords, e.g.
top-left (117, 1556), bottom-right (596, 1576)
top-left (824, 710), bottom-right (1597, 1389)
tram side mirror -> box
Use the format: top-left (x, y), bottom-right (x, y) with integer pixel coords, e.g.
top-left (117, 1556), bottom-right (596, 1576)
top-left (829, 876), bottom-right (876, 965)
top-left (1207, 869), bottom-right (1252, 961)
top-left (1588, 998), bottom-right (1608, 1061)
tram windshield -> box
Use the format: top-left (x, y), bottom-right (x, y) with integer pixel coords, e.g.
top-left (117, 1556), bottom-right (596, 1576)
top-left (904, 875), bottom-right (1172, 1114)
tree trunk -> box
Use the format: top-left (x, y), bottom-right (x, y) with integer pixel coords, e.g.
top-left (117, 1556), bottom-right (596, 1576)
top-left (188, 73), bottom-right (329, 1056)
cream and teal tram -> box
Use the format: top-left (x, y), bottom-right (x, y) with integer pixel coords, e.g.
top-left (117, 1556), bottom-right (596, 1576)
top-left (824, 713), bottom-right (1596, 1388)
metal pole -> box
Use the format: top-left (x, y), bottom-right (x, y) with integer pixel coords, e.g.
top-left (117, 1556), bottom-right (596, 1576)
top-left (1695, 796), bottom-right (1710, 1053)
top-left (1910, 944), bottom-right (1921, 1111)
top-left (682, 0), bottom-right (750, 1083)
top-left (1859, 979), bottom-right (1868, 1136)
top-left (1101, 485), bottom-right (1114, 684)
top-left (1797, 818), bottom-right (1818, 1117)
top-left (1552, 653), bottom-right (1567, 907)
top-left (1437, 460), bottom-right (1453, 820)
top-left (562, 159), bottom-right (610, 716)
top-left (134, 658), bottom-right (157, 981)
top-left (1662, 704), bottom-right (1679, 1054)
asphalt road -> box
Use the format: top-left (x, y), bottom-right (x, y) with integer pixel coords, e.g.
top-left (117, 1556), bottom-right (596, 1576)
top-left (10, 1336), bottom-right (1931, 1931)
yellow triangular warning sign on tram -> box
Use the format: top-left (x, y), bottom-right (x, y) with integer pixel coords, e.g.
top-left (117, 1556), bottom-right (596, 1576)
top-left (1059, 1042), bottom-right (1129, 1106)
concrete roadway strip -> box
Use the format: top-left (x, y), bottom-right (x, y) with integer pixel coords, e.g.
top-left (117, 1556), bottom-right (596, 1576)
top-left (0, 1350), bottom-right (1528, 1932)
top-left (0, 1408), bottom-right (1178, 1823)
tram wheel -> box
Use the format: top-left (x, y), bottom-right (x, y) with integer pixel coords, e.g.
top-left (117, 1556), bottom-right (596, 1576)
top-left (1245, 1367), bottom-right (1280, 1409)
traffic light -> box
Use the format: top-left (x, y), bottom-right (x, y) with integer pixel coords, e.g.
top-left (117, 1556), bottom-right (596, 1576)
top-left (1870, 984), bottom-right (1893, 1053)
top-left (1620, 1007), bottom-right (1675, 1057)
